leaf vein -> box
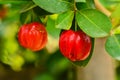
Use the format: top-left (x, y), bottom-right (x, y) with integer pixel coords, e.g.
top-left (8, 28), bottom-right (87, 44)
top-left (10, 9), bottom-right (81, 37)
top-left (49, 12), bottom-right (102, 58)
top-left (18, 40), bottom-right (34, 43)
top-left (113, 35), bottom-right (120, 49)
top-left (78, 11), bottom-right (107, 34)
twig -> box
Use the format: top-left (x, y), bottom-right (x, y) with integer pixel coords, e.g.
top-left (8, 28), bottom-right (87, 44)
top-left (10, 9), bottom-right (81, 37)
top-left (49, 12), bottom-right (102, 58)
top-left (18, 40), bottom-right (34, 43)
top-left (94, 0), bottom-right (111, 17)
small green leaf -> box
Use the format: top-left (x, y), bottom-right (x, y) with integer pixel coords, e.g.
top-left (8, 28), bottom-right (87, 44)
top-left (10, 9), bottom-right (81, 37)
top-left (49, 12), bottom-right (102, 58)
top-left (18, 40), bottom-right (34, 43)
top-left (76, 2), bottom-right (88, 10)
top-left (20, 1), bottom-right (37, 13)
top-left (105, 34), bottom-right (120, 60)
top-left (20, 9), bottom-right (41, 24)
top-left (113, 26), bottom-right (120, 34)
top-left (55, 11), bottom-right (74, 30)
top-left (76, 9), bottom-right (112, 38)
top-left (20, 11), bottom-right (32, 24)
top-left (46, 16), bottom-right (61, 38)
top-left (32, 0), bottom-right (73, 13)
top-left (86, 0), bottom-right (95, 9)
top-left (73, 38), bottom-right (94, 67)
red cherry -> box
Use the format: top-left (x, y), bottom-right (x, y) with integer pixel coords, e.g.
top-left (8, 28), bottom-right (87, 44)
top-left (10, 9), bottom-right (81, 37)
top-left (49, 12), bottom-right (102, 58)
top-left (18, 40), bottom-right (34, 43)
top-left (59, 30), bottom-right (92, 61)
top-left (18, 22), bottom-right (47, 51)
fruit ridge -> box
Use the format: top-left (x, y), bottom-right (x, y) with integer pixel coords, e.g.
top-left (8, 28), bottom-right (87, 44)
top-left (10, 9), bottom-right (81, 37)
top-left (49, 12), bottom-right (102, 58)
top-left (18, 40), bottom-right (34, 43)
top-left (18, 22), bottom-right (47, 51)
top-left (59, 30), bottom-right (91, 61)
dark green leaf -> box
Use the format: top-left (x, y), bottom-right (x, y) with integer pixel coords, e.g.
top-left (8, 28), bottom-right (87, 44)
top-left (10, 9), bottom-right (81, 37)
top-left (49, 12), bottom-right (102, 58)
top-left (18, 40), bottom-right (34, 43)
top-left (63, 0), bottom-right (74, 3)
top-left (20, 1), bottom-right (36, 13)
top-left (32, 0), bottom-right (74, 13)
top-left (105, 34), bottom-right (120, 60)
top-left (34, 73), bottom-right (55, 80)
top-left (0, 0), bottom-right (30, 4)
top-left (20, 10), bottom-right (41, 24)
top-left (33, 6), bottom-right (52, 16)
top-left (73, 38), bottom-right (94, 66)
top-left (76, 9), bottom-right (112, 38)
top-left (76, 2), bottom-right (88, 10)
top-left (55, 11), bottom-right (74, 30)
top-left (20, 11), bottom-right (32, 24)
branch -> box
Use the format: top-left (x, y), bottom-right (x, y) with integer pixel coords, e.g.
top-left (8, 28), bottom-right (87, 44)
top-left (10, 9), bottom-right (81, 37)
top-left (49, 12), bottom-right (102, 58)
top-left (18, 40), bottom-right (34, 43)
top-left (94, 0), bottom-right (111, 17)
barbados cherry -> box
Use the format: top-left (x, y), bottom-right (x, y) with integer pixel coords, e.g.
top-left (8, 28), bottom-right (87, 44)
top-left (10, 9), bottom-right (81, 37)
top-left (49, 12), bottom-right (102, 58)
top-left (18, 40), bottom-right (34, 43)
top-left (18, 22), bottom-right (47, 51)
top-left (59, 30), bottom-right (92, 61)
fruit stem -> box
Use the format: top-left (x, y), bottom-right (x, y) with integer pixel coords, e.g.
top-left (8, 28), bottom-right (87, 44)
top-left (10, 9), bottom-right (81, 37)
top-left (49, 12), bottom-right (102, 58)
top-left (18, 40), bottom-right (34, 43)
top-left (73, 0), bottom-right (77, 13)
top-left (73, 0), bottom-right (77, 31)
top-left (75, 18), bottom-right (77, 31)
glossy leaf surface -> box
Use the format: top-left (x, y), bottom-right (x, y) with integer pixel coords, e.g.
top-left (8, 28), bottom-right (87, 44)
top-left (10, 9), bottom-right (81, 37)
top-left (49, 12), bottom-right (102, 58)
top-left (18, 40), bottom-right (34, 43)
top-left (76, 9), bottom-right (112, 38)
top-left (105, 34), bottom-right (120, 60)
top-left (56, 11), bottom-right (74, 30)
top-left (33, 0), bottom-right (73, 13)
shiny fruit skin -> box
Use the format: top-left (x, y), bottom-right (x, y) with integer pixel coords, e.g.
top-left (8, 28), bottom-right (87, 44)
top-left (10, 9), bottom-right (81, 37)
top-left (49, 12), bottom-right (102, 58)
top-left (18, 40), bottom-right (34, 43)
top-left (59, 30), bottom-right (92, 61)
top-left (18, 22), bottom-right (47, 51)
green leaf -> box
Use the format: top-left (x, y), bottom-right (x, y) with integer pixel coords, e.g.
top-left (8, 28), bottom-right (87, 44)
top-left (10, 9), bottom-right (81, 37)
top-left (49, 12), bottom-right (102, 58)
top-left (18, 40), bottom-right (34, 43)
top-left (20, 9), bottom-right (41, 24)
top-left (105, 34), bottom-right (120, 60)
top-left (0, 1), bottom-right (30, 4)
top-left (73, 38), bottom-right (94, 66)
top-left (20, 1), bottom-right (37, 13)
top-left (20, 11), bottom-right (32, 24)
top-left (76, 9), bottom-right (112, 38)
top-left (46, 16), bottom-right (61, 38)
top-left (76, 2), bottom-right (88, 10)
top-left (33, 6), bottom-right (52, 16)
top-left (86, 0), bottom-right (95, 8)
top-left (34, 73), bottom-right (55, 80)
top-left (55, 11), bottom-right (74, 30)
top-left (76, 0), bottom-right (86, 2)
top-left (1, 52), bottom-right (24, 71)
top-left (63, 0), bottom-right (74, 3)
top-left (32, 0), bottom-right (73, 13)
top-left (113, 26), bottom-right (120, 34)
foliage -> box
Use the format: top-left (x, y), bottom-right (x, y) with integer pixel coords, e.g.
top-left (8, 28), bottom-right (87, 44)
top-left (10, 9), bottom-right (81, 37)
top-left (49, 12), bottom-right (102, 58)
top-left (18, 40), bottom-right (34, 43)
top-left (0, 0), bottom-right (120, 80)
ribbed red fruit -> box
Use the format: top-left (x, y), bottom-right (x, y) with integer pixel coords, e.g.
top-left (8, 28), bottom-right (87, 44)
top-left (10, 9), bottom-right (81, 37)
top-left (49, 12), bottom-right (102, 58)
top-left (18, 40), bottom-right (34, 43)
top-left (18, 22), bottom-right (47, 51)
top-left (59, 30), bottom-right (92, 61)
